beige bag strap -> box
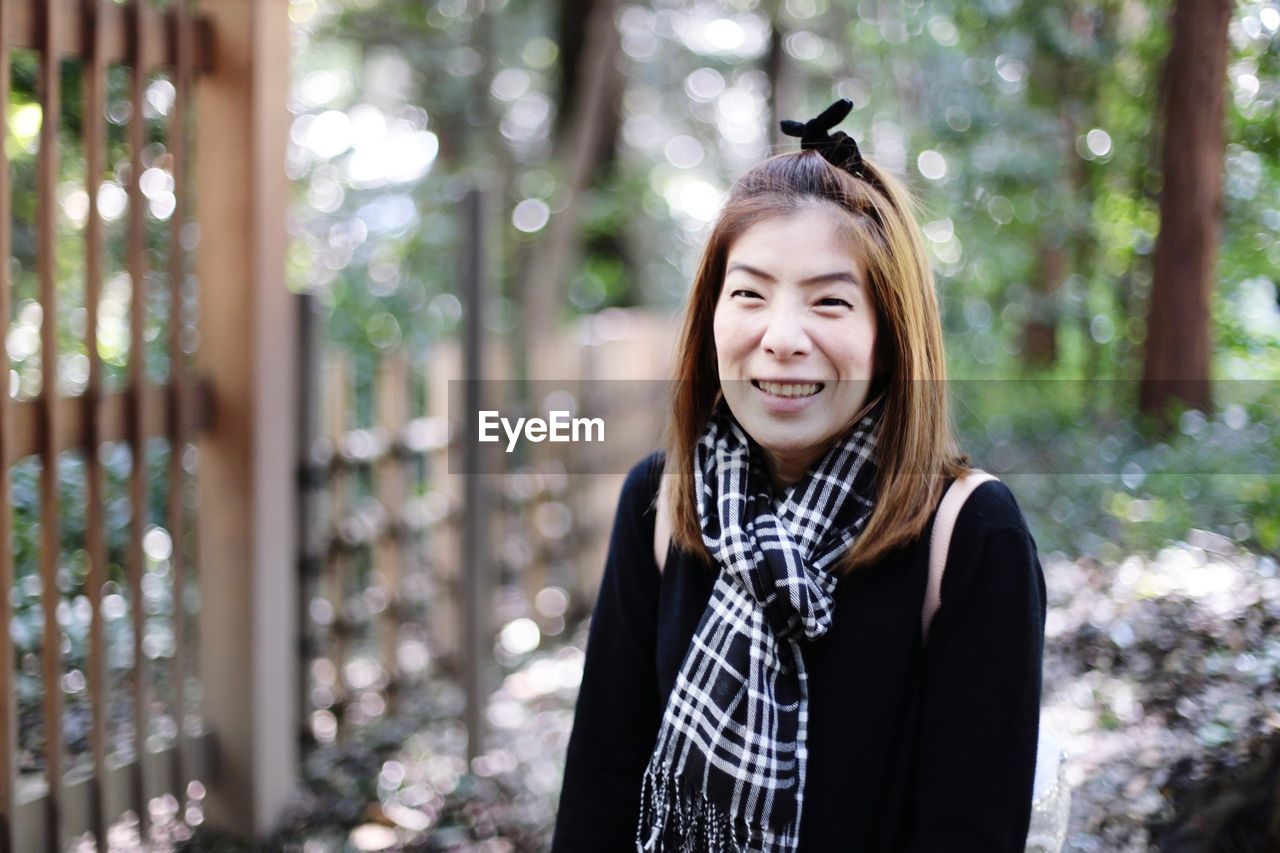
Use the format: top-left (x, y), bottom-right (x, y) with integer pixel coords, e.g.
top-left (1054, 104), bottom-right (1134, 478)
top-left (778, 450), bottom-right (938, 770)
top-left (922, 469), bottom-right (998, 643)
top-left (654, 474), bottom-right (672, 574)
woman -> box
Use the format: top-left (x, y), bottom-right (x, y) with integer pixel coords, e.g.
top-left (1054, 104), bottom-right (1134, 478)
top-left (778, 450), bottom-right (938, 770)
top-left (552, 100), bottom-right (1046, 852)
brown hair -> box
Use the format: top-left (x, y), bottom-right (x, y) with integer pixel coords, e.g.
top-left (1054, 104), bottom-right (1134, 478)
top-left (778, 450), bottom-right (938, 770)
top-left (664, 149), bottom-right (970, 573)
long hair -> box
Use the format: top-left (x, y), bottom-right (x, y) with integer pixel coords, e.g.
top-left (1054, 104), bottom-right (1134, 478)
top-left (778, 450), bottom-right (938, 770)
top-left (664, 150), bottom-right (971, 573)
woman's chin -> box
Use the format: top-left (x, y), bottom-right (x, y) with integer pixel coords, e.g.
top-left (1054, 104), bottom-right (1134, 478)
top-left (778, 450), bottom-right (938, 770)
top-left (723, 395), bottom-right (851, 457)
top-left (743, 424), bottom-right (834, 460)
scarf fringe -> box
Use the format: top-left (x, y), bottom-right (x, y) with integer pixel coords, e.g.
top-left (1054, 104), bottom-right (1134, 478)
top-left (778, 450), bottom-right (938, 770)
top-left (636, 760), bottom-right (747, 852)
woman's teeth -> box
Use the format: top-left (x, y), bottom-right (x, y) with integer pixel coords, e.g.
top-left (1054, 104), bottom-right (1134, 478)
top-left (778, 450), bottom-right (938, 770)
top-left (754, 380), bottom-right (822, 398)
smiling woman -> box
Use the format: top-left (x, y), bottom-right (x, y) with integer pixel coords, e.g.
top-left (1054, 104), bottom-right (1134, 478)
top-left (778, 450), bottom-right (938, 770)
top-left (553, 101), bottom-right (1048, 853)
top-left (714, 207), bottom-right (879, 488)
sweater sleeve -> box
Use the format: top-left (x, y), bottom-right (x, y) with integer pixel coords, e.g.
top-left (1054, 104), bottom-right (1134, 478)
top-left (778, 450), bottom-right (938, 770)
top-left (905, 486), bottom-right (1048, 852)
top-left (551, 455), bottom-right (664, 852)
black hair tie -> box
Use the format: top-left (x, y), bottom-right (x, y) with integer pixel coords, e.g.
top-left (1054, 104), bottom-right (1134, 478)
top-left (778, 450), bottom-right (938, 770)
top-left (780, 98), bottom-right (868, 180)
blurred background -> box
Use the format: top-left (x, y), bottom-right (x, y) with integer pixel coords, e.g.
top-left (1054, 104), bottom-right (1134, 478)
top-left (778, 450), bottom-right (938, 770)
top-left (1, 0), bottom-right (1278, 850)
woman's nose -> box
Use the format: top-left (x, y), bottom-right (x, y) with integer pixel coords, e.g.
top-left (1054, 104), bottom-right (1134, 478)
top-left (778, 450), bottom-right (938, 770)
top-left (760, 303), bottom-right (811, 358)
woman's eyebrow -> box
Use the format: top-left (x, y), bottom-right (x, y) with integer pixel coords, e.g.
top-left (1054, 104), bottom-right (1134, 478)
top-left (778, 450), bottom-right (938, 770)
top-left (727, 262), bottom-right (862, 287)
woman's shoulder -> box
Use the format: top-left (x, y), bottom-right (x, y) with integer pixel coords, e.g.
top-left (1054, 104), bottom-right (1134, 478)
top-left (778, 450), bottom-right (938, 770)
top-left (618, 449), bottom-right (667, 518)
top-left (946, 474), bottom-right (1037, 548)
top-left (931, 474), bottom-right (1046, 636)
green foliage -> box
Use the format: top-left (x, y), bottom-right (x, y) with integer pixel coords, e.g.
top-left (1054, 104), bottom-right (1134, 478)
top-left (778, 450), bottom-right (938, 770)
top-left (951, 376), bottom-right (1280, 558)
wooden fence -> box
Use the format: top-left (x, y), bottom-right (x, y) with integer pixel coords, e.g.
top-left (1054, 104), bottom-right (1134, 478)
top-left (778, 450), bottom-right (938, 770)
top-left (0, 0), bottom-right (300, 848)
top-left (0, 0), bottom-right (679, 846)
top-left (0, 0), bottom-right (214, 848)
top-left (295, 293), bottom-right (678, 769)
top-left (297, 343), bottom-right (450, 744)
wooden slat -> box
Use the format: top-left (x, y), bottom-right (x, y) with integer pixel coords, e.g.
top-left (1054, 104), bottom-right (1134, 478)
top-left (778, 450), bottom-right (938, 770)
top-left (125, 0), bottom-right (150, 833)
top-left (460, 188), bottom-right (491, 764)
top-left (375, 354), bottom-right (408, 707)
top-left (4, 383), bottom-right (204, 466)
top-left (296, 296), bottom-right (319, 745)
top-left (81, 0), bottom-right (109, 845)
top-left (0, 0), bottom-right (15, 847)
top-left (3, 0), bottom-right (211, 73)
top-left (165, 0), bottom-right (192, 802)
top-left (325, 354), bottom-right (352, 732)
top-left (36, 0), bottom-right (64, 846)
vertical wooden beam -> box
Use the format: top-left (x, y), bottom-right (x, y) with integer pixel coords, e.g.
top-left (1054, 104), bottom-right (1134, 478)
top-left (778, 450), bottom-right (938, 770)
top-left (0, 2), bottom-right (15, 848)
top-left (36, 0), bottom-right (65, 846)
top-left (295, 292), bottom-right (320, 743)
top-left (81, 0), bottom-right (109, 845)
top-left (460, 188), bottom-right (490, 763)
top-left (193, 0), bottom-right (296, 836)
top-left (324, 353), bottom-right (351, 734)
top-left (166, 0), bottom-right (193, 801)
top-left (125, 0), bottom-right (151, 832)
top-left (425, 341), bottom-right (461, 669)
top-left (374, 353), bottom-right (408, 709)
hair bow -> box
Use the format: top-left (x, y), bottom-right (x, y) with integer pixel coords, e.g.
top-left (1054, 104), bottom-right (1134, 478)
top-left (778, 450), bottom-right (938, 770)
top-left (780, 98), bottom-right (868, 179)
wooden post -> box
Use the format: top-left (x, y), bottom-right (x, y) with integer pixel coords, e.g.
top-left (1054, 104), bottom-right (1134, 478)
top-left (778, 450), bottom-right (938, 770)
top-left (125, 0), bottom-right (153, 832)
top-left (193, 0), bottom-right (296, 836)
top-left (374, 353), bottom-right (409, 708)
top-left (295, 292), bottom-right (321, 745)
top-left (461, 188), bottom-right (491, 764)
top-left (324, 353), bottom-right (352, 734)
top-left (36, 0), bottom-right (65, 846)
top-left (82, 0), bottom-right (110, 844)
top-left (0, 5), bottom-right (14, 850)
top-left (166, 0), bottom-right (195, 805)
top-left (425, 340), bottom-right (461, 669)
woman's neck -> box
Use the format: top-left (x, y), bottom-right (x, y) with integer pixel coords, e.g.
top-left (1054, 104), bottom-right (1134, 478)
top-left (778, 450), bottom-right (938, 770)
top-left (760, 446), bottom-right (824, 493)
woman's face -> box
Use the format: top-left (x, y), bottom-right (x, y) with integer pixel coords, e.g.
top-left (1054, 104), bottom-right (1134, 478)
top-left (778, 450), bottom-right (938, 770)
top-left (713, 207), bottom-right (878, 487)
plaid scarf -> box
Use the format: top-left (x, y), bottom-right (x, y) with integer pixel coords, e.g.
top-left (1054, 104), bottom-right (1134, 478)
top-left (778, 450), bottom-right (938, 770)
top-left (636, 397), bottom-right (883, 852)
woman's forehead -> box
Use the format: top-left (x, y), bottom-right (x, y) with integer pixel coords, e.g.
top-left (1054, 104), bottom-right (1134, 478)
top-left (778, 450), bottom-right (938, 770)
top-left (733, 203), bottom-right (862, 241)
top-left (725, 210), bottom-right (867, 276)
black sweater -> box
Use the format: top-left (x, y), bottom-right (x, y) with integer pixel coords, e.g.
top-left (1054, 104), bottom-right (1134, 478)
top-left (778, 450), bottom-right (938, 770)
top-left (552, 451), bottom-right (1046, 852)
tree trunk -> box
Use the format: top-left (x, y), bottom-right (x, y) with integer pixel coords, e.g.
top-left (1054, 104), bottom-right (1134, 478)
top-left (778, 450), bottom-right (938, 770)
top-left (1139, 0), bottom-right (1232, 420)
top-left (523, 0), bottom-right (622, 371)
top-left (1024, 240), bottom-right (1065, 367)
top-left (764, 0), bottom-right (787, 152)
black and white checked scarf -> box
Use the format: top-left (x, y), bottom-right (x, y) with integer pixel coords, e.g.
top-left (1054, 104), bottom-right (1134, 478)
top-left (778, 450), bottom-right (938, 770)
top-left (637, 396), bottom-right (883, 852)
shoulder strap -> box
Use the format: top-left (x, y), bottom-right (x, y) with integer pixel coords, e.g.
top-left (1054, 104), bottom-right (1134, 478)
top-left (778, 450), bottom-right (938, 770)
top-left (922, 469), bottom-right (998, 643)
top-left (654, 473), bottom-right (672, 574)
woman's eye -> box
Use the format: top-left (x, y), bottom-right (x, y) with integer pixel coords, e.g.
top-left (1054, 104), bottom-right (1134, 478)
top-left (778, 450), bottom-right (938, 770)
top-left (817, 297), bottom-right (853, 308)
top-left (731, 288), bottom-right (763, 299)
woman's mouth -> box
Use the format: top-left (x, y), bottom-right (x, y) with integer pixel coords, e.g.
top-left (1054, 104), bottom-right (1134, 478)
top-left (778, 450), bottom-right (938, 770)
top-left (751, 380), bottom-right (824, 398)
